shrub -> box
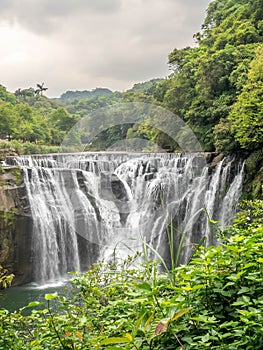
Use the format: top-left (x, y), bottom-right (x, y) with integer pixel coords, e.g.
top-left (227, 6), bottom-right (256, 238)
top-left (0, 140), bottom-right (60, 156)
top-left (0, 266), bottom-right (14, 289)
top-left (0, 200), bottom-right (262, 349)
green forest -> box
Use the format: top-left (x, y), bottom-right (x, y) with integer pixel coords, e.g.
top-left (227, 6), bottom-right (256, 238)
top-left (0, 0), bottom-right (263, 348)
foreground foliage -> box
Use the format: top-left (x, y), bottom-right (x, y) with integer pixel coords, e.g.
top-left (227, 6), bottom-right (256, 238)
top-left (0, 200), bottom-right (262, 349)
top-left (0, 266), bottom-right (14, 289)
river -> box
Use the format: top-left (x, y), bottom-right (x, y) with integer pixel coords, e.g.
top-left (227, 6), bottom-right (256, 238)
top-left (0, 278), bottom-right (71, 312)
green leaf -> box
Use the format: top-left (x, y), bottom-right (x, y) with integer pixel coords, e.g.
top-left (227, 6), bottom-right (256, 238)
top-left (191, 284), bottom-right (205, 291)
top-left (79, 316), bottom-right (88, 326)
top-left (136, 282), bottom-right (152, 292)
top-left (144, 311), bottom-right (155, 331)
top-left (45, 292), bottom-right (58, 301)
top-left (132, 312), bottom-right (146, 338)
top-left (124, 333), bottom-right (133, 342)
top-left (232, 300), bottom-right (245, 306)
top-left (243, 263), bottom-right (256, 269)
top-left (233, 236), bottom-right (245, 242)
top-left (99, 337), bottom-right (132, 345)
top-left (129, 298), bottom-right (148, 303)
top-left (238, 287), bottom-right (250, 294)
top-left (25, 301), bottom-right (44, 308)
top-left (242, 295), bottom-right (250, 303)
top-left (170, 307), bottom-right (191, 322)
top-left (201, 333), bottom-right (210, 342)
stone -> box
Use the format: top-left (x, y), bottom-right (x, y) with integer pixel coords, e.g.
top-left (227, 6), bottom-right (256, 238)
top-left (0, 167), bottom-right (33, 286)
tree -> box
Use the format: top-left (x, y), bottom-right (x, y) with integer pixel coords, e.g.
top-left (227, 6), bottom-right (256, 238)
top-left (229, 45), bottom-right (263, 150)
top-left (15, 88), bottom-right (35, 102)
top-left (35, 82), bottom-right (48, 96)
top-left (155, 0), bottom-right (263, 151)
top-left (48, 107), bottom-right (79, 131)
top-left (0, 102), bottom-right (18, 139)
top-left (0, 85), bottom-right (16, 104)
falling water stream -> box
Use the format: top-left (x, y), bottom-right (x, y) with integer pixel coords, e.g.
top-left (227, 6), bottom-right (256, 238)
top-left (6, 152), bottom-right (244, 286)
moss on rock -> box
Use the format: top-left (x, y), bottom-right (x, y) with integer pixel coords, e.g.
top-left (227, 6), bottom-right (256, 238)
top-left (243, 149), bottom-right (263, 199)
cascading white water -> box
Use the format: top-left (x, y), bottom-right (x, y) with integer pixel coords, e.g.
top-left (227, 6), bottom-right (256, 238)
top-left (9, 152), bottom-right (244, 283)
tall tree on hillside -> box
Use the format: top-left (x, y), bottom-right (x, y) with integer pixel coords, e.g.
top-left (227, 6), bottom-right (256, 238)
top-left (35, 83), bottom-right (48, 96)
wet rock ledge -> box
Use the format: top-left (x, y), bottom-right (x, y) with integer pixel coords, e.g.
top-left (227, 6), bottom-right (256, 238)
top-left (0, 165), bottom-right (32, 286)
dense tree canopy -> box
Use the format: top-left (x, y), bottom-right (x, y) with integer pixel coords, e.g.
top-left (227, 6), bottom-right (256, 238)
top-left (152, 0), bottom-right (263, 152)
top-left (0, 85), bottom-right (77, 144)
top-left (229, 45), bottom-right (263, 150)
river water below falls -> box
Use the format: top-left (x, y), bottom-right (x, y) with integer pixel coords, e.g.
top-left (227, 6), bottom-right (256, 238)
top-left (0, 279), bottom-right (70, 312)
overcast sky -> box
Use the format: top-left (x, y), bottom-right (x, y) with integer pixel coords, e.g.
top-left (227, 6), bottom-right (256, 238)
top-left (0, 0), bottom-right (211, 97)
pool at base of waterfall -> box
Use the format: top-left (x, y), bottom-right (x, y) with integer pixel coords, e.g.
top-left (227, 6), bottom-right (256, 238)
top-left (0, 277), bottom-right (72, 312)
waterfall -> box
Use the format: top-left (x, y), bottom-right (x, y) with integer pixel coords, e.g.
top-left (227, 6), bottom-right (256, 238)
top-left (9, 152), bottom-right (244, 283)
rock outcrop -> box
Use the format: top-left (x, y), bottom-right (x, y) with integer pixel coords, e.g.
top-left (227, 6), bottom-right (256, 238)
top-left (0, 166), bottom-right (32, 286)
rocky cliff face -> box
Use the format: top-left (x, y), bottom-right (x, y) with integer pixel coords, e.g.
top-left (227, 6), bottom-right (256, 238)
top-left (243, 150), bottom-right (263, 199)
top-left (0, 166), bottom-right (32, 286)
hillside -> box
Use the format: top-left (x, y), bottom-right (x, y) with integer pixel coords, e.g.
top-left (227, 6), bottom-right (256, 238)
top-left (54, 87), bottom-right (113, 105)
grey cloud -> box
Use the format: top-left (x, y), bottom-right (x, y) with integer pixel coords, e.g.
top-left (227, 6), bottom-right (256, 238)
top-left (87, 53), bottom-right (168, 81)
top-left (0, 0), bottom-right (122, 34)
top-left (0, 0), bottom-right (212, 96)
top-left (0, 0), bottom-right (12, 10)
top-left (40, 0), bottom-right (122, 16)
